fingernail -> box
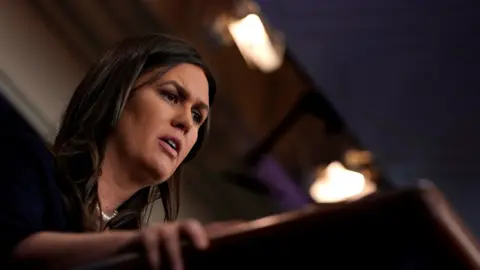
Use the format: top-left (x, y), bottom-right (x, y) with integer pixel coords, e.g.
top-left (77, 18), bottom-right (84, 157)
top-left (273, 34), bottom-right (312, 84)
top-left (201, 234), bottom-right (209, 249)
top-left (201, 238), bottom-right (209, 250)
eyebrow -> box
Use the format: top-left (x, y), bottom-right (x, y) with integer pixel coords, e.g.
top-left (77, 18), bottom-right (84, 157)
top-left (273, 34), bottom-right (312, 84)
top-left (159, 80), bottom-right (210, 112)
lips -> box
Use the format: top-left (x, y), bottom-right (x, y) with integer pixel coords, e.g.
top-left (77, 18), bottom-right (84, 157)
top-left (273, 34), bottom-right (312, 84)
top-left (158, 136), bottom-right (181, 157)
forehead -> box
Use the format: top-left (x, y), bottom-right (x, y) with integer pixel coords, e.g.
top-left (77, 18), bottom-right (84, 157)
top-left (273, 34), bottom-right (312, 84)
top-left (139, 63), bottom-right (210, 106)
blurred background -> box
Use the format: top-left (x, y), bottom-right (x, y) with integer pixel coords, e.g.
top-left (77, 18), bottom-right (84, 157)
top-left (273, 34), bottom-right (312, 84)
top-left (1, 0), bottom-right (480, 236)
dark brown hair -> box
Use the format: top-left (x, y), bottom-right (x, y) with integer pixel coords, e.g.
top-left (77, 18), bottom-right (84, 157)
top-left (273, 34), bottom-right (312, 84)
top-left (51, 34), bottom-right (216, 231)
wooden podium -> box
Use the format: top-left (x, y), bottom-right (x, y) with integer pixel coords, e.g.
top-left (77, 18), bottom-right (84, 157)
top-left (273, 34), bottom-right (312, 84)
top-left (76, 185), bottom-right (480, 270)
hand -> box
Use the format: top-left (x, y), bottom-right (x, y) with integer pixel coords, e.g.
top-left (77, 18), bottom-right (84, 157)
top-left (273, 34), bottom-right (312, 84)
top-left (138, 219), bottom-right (208, 270)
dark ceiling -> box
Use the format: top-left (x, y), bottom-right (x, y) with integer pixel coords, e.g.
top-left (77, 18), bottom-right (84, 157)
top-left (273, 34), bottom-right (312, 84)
top-left (258, 0), bottom-right (480, 235)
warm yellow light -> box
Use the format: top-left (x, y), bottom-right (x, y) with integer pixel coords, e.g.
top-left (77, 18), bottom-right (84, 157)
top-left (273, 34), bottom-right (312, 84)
top-left (309, 161), bottom-right (377, 203)
top-left (227, 14), bottom-right (283, 73)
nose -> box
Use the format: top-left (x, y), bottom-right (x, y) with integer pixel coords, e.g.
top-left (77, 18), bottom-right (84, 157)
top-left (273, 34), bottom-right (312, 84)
top-left (171, 107), bottom-right (193, 133)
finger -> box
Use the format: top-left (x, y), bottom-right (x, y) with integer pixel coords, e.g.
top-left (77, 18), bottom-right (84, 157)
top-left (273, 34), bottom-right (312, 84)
top-left (206, 220), bottom-right (244, 230)
top-left (159, 225), bottom-right (183, 270)
top-left (141, 229), bottom-right (161, 270)
top-left (180, 219), bottom-right (209, 250)
top-left (204, 220), bottom-right (244, 237)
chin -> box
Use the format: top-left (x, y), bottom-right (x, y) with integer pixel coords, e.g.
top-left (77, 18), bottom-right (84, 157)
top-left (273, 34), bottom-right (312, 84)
top-left (146, 161), bottom-right (175, 183)
top-left (145, 170), bottom-right (169, 185)
top-left (139, 154), bottom-right (177, 185)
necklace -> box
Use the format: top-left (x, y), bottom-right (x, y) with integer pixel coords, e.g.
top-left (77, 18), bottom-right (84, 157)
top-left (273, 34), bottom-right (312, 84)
top-left (101, 210), bottom-right (118, 223)
top-left (96, 205), bottom-right (118, 223)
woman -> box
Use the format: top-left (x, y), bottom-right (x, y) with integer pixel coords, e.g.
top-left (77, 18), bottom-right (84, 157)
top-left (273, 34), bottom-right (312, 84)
top-left (1, 34), bottom-right (220, 269)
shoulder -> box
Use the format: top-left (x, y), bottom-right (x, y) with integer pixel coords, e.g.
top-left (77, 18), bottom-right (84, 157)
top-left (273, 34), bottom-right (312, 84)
top-left (0, 129), bottom-right (54, 182)
top-left (0, 127), bottom-right (60, 208)
top-left (0, 128), bottom-right (70, 231)
top-left (0, 128), bottom-right (67, 221)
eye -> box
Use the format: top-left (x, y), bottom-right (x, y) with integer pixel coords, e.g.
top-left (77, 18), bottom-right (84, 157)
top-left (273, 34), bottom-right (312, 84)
top-left (192, 110), bottom-right (203, 124)
top-left (161, 91), bottom-right (179, 104)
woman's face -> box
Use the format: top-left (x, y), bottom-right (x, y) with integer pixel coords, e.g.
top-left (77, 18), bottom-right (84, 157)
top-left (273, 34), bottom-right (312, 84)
top-left (110, 63), bottom-right (210, 185)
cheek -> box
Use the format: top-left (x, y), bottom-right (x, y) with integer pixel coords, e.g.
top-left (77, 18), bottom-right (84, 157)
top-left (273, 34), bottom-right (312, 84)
top-left (127, 97), bottom-right (166, 138)
top-left (113, 114), bottom-right (148, 158)
top-left (120, 111), bottom-right (149, 140)
top-left (116, 102), bottom-right (162, 155)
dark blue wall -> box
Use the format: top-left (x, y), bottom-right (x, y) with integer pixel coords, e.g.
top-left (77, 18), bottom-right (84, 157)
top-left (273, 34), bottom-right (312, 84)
top-left (260, 0), bottom-right (480, 235)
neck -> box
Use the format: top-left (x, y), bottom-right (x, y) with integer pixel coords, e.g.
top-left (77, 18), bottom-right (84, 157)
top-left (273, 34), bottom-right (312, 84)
top-left (97, 142), bottom-right (144, 215)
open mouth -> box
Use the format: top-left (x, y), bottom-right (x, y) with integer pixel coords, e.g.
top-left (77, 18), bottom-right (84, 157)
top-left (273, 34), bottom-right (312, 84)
top-left (159, 136), bottom-right (181, 156)
top-left (162, 138), bottom-right (178, 151)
